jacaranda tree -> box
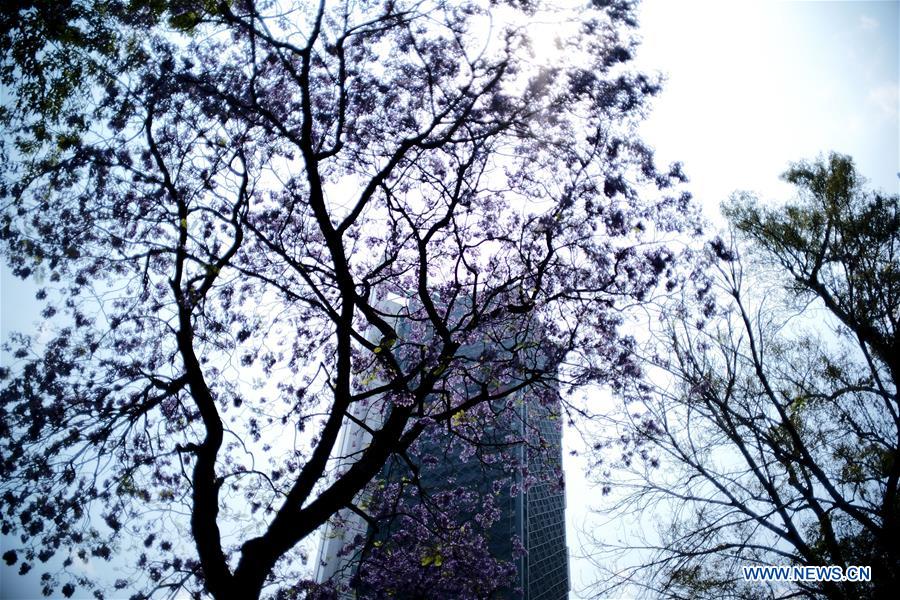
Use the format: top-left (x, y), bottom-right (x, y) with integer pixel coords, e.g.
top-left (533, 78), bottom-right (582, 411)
top-left (0, 0), bottom-right (694, 597)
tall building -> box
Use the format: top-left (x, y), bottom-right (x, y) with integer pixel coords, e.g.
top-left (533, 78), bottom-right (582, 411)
top-left (520, 399), bottom-right (570, 600)
top-left (315, 301), bottom-right (568, 599)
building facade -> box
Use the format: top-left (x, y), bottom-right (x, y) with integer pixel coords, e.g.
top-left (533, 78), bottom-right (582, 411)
top-left (314, 302), bottom-right (568, 599)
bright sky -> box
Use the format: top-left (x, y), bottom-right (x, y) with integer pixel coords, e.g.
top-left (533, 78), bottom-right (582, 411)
top-left (637, 0), bottom-right (898, 215)
top-left (564, 1), bottom-right (898, 597)
top-left (1, 1), bottom-right (898, 599)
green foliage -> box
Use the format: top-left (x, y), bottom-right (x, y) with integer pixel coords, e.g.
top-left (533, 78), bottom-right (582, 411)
top-left (593, 153), bottom-right (900, 599)
top-left (723, 153), bottom-right (899, 379)
top-left (0, 1), bottom-right (221, 131)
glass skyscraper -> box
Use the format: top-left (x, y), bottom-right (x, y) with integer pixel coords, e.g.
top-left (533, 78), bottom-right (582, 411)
top-left (315, 301), bottom-right (568, 599)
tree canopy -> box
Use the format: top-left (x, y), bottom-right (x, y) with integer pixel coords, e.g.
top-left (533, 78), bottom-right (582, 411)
top-left (0, 0), bottom-right (693, 598)
top-left (589, 154), bottom-right (899, 599)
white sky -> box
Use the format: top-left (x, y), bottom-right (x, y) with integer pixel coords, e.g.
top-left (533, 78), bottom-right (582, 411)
top-left (564, 1), bottom-right (898, 598)
top-left (2, 1), bottom-right (898, 598)
top-left (637, 0), bottom-right (898, 215)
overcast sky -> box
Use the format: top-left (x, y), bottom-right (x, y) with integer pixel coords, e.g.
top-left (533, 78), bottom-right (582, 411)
top-left (564, 1), bottom-right (898, 597)
top-left (637, 0), bottom-right (898, 212)
top-left (1, 1), bottom-right (898, 599)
